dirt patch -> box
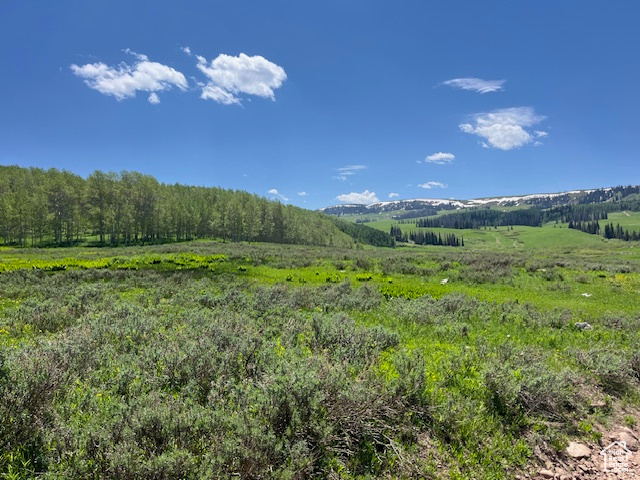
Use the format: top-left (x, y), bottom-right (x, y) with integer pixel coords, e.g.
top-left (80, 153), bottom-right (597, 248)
top-left (516, 405), bottom-right (640, 480)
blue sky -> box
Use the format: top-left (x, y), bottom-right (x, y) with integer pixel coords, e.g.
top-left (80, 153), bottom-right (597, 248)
top-left (1, 1), bottom-right (639, 209)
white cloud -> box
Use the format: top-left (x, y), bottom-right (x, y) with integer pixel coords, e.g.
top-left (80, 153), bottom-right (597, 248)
top-left (388, 193), bottom-right (399, 198)
top-left (195, 52), bottom-right (287, 105)
top-left (425, 152), bottom-right (455, 164)
top-left (442, 77), bottom-right (505, 93)
top-left (181, 46), bottom-right (192, 55)
top-left (71, 50), bottom-right (188, 101)
top-left (268, 188), bottom-right (288, 202)
top-left (201, 84), bottom-right (241, 105)
top-left (535, 130), bottom-right (548, 138)
top-left (337, 165), bottom-right (366, 174)
top-left (334, 165), bottom-right (366, 181)
top-left (297, 191), bottom-right (308, 196)
top-left (459, 107), bottom-right (546, 150)
top-left (336, 190), bottom-right (379, 204)
top-left (419, 181), bottom-right (447, 189)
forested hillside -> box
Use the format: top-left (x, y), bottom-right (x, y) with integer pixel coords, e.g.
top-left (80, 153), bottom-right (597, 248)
top-left (407, 201), bottom-right (640, 243)
top-left (322, 185), bottom-right (640, 219)
top-left (0, 165), bottom-right (377, 248)
top-left (331, 217), bottom-right (396, 247)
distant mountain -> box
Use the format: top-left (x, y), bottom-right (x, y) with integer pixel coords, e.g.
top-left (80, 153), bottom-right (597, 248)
top-left (320, 186), bottom-right (640, 218)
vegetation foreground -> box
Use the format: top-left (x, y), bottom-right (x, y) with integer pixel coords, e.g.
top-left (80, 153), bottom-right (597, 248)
top-left (1, 241), bottom-right (639, 479)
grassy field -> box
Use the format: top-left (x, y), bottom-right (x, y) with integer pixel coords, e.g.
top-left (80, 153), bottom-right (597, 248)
top-left (607, 210), bottom-right (640, 233)
top-left (1, 238), bottom-right (639, 479)
top-left (367, 218), bottom-right (640, 251)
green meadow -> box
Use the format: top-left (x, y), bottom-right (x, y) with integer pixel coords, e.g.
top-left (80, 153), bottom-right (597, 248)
top-left (1, 234), bottom-right (639, 479)
top-left (607, 211), bottom-right (640, 233)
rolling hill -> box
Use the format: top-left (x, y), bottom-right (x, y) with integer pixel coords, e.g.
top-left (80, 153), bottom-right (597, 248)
top-left (320, 185), bottom-right (640, 219)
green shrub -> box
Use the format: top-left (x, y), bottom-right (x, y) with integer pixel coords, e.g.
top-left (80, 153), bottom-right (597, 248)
top-left (575, 348), bottom-right (637, 396)
top-left (484, 358), bottom-right (580, 428)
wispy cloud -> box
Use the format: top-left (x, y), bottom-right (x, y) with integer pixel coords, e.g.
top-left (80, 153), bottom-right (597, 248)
top-left (419, 181), bottom-right (447, 189)
top-left (459, 107), bottom-right (546, 150)
top-left (336, 190), bottom-right (379, 204)
top-left (388, 193), bottom-right (399, 199)
top-left (194, 52), bottom-right (287, 105)
top-left (442, 77), bottom-right (505, 94)
top-left (268, 188), bottom-right (288, 202)
top-left (334, 165), bottom-right (366, 181)
top-left (424, 152), bottom-right (455, 164)
top-left (71, 50), bottom-right (188, 102)
top-left (297, 191), bottom-right (308, 196)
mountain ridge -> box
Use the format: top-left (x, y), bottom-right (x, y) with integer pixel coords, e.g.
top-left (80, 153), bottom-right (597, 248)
top-left (319, 186), bottom-right (639, 217)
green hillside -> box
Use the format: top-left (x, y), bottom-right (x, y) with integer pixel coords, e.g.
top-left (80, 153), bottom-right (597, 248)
top-left (607, 210), bottom-right (640, 233)
top-left (0, 165), bottom-right (390, 249)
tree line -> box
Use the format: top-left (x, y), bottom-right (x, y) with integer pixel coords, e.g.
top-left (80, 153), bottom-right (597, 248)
top-left (603, 223), bottom-right (639, 241)
top-left (411, 201), bottom-right (640, 231)
top-left (604, 223), bottom-right (640, 242)
top-left (568, 220), bottom-right (640, 241)
top-left (543, 204), bottom-right (610, 224)
top-left (415, 209), bottom-right (542, 229)
top-left (331, 218), bottom-right (395, 247)
top-left (390, 226), bottom-right (463, 247)
top-left (568, 220), bottom-right (601, 235)
top-left (0, 165), bottom-right (366, 248)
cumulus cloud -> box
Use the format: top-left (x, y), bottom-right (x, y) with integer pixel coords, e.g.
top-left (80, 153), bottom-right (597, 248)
top-left (268, 188), bottom-right (288, 202)
top-left (535, 130), bottom-right (548, 138)
top-left (195, 52), bottom-right (286, 105)
top-left (334, 165), bottom-right (366, 181)
top-left (388, 193), bottom-right (399, 198)
top-left (419, 181), bottom-right (447, 189)
top-left (459, 107), bottom-right (546, 150)
top-left (201, 85), bottom-right (242, 105)
top-left (297, 191), bottom-right (308, 196)
top-left (425, 152), bottom-right (455, 164)
top-left (336, 190), bottom-right (379, 204)
top-left (442, 77), bottom-right (505, 93)
top-left (71, 50), bottom-right (188, 101)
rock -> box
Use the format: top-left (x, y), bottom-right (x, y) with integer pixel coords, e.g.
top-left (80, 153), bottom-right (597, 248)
top-left (566, 442), bottom-right (591, 459)
top-left (574, 322), bottom-right (592, 330)
top-left (619, 431), bottom-right (638, 451)
top-left (539, 468), bottom-right (554, 479)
